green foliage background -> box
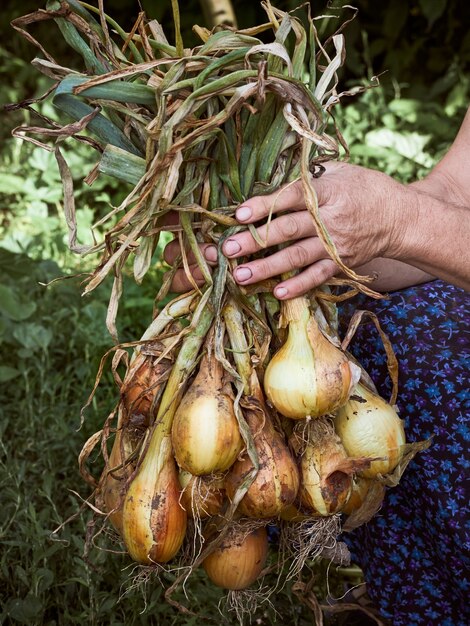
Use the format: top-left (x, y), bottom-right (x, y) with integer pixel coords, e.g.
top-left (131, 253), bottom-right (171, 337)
top-left (0, 1), bottom-right (468, 624)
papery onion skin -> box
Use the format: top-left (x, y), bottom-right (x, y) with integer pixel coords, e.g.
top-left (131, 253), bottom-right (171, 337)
top-left (121, 353), bottom-right (172, 430)
top-left (335, 384), bottom-right (406, 478)
top-left (297, 417), bottom-right (373, 516)
top-left (122, 437), bottom-right (187, 564)
top-left (202, 526), bottom-right (269, 590)
top-left (172, 393), bottom-right (242, 475)
top-left (172, 359), bottom-right (242, 475)
top-left (102, 428), bottom-right (134, 534)
top-left (264, 300), bottom-right (358, 420)
top-left (300, 447), bottom-right (352, 516)
top-left (341, 477), bottom-right (371, 516)
top-left (226, 410), bottom-right (299, 518)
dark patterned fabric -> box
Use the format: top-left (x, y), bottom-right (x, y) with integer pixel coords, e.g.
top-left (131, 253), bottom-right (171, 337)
top-left (339, 279), bottom-right (470, 626)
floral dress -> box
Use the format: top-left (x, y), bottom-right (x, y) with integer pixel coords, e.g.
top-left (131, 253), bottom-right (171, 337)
top-left (339, 279), bottom-right (469, 626)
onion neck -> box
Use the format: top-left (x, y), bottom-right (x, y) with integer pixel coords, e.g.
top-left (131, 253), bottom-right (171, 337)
top-left (195, 352), bottom-right (223, 391)
top-left (280, 295), bottom-right (310, 327)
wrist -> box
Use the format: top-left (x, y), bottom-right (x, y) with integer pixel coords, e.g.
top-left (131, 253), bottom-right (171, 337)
top-left (384, 184), bottom-right (423, 262)
top-left (411, 168), bottom-right (470, 207)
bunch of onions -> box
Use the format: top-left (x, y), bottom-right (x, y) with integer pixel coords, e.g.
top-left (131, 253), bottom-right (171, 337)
top-left (122, 435), bottom-right (187, 564)
top-left (179, 470), bottom-right (225, 519)
top-left (26, 0), bottom-right (423, 605)
top-left (226, 385), bottom-right (299, 518)
top-left (202, 523), bottom-right (269, 590)
top-left (171, 355), bottom-right (242, 476)
top-left (335, 383), bottom-right (406, 477)
top-left (264, 297), bottom-right (360, 419)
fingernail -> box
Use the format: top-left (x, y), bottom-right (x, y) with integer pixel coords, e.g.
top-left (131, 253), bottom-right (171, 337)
top-left (224, 239), bottom-right (241, 256)
top-left (235, 266), bottom-right (252, 282)
top-left (236, 205), bottom-right (252, 222)
top-left (275, 286), bottom-right (288, 298)
top-left (204, 245), bottom-right (217, 262)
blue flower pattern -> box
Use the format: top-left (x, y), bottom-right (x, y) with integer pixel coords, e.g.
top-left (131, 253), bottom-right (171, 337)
top-left (339, 280), bottom-right (469, 626)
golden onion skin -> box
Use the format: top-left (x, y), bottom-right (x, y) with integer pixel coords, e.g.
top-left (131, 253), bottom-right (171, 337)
top-left (202, 526), bottom-right (269, 590)
top-left (342, 477), bottom-right (372, 515)
top-left (264, 303), bottom-right (357, 419)
top-left (122, 437), bottom-right (187, 564)
top-left (121, 354), bottom-right (171, 429)
top-left (335, 384), bottom-right (406, 478)
top-left (172, 359), bottom-right (242, 475)
top-left (102, 428), bottom-right (134, 534)
top-left (226, 410), bottom-right (299, 518)
top-left (300, 440), bottom-right (352, 516)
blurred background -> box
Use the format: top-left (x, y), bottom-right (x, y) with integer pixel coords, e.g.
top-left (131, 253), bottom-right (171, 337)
top-left (0, 1), bottom-right (468, 624)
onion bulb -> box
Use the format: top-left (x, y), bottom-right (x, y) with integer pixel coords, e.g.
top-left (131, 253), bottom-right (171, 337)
top-left (179, 470), bottom-right (225, 518)
top-left (299, 417), bottom-right (372, 516)
top-left (300, 419), bottom-right (352, 516)
top-left (226, 401), bottom-right (299, 518)
top-left (121, 349), bottom-right (172, 431)
top-left (341, 478), bottom-right (386, 530)
top-left (122, 436), bottom-right (187, 564)
top-left (202, 524), bottom-right (268, 590)
top-left (172, 355), bottom-right (242, 475)
top-left (102, 426), bottom-right (134, 534)
top-left (264, 297), bottom-right (359, 419)
top-left (278, 503), bottom-right (313, 523)
top-left (335, 383), bottom-right (406, 477)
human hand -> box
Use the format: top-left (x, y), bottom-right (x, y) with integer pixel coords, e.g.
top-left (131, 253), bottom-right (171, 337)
top-left (164, 162), bottom-right (414, 298)
top-left (221, 161), bottom-right (413, 298)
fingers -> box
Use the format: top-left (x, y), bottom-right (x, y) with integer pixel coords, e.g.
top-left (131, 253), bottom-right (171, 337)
top-left (167, 264), bottom-right (208, 293)
top-left (233, 175), bottom-right (333, 225)
top-left (167, 254), bottom-right (338, 298)
top-left (163, 238), bottom-right (217, 294)
top-left (222, 211), bottom-right (317, 258)
top-left (231, 237), bottom-right (326, 285)
top-left (163, 239), bottom-right (218, 266)
top-left (273, 259), bottom-right (338, 299)
top-left (163, 167), bottom-right (342, 298)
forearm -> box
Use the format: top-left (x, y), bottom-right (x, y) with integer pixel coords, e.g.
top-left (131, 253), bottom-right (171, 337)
top-left (357, 109), bottom-right (470, 292)
top-left (354, 258), bottom-right (434, 293)
top-left (389, 188), bottom-right (470, 291)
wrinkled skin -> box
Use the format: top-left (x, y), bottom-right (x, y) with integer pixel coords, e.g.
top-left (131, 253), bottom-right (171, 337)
top-left (163, 107), bottom-right (470, 296)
